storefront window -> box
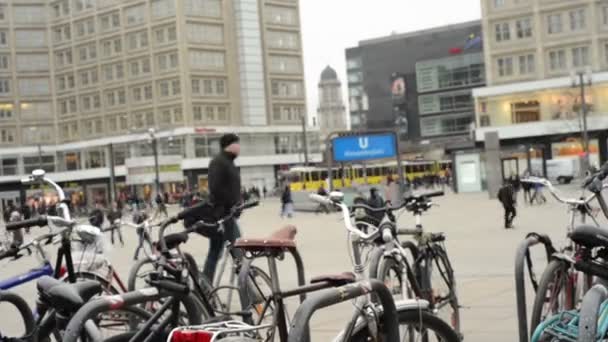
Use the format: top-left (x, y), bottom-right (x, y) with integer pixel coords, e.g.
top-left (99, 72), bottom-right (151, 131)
top-left (24, 155), bottom-right (55, 174)
top-left (1, 157), bottom-right (16, 175)
top-left (64, 151), bottom-right (81, 171)
top-left (112, 144), bottom-right (128, 166)
top-left (511, 101), bottom-right (540, 123)
top-left (85, 149), bottom-right (106, 169)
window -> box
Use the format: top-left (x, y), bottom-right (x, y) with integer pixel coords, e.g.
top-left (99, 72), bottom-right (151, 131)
top-left (497, 57), bottom-right (513, 77)
top-left (548, 14), bottom-right (563, 34)
top-left (269, 55), bottom-right (302, 73)
top-left (158, 79), bottom-right (180, 97)
top-left (495, 22), bottom-right (510, 42)
top-left (0, 55), bottom-right (9, 70)
top-left (0, 79), bottom-right (10, 94)
top-left (603, 6), bottom-right (608, 26)
top-left (549, 49), bottom-right (566, 70)
top-left (74, 0), bottom-right (95, 13)
top-left (494, 0), bottom-right (505, 8)
top-left (171, 79), bottom-right (180, 95)
top-left (152, 0), bottom-right (176, 18)
top-left (101, 37), bottom-right (121, 58)
top-left (271, 80), bottom-right (303, 98)
top-left (189, 50), bottom-right (225, 70)
top-left (15, 30), bottom-right (46, 48)
top-left (511, 100), bottom-right (540, 123)
top-left (519, 54), bottom-right (535, 74)
top-left (185, 0), bottom-right (222, 18)
top-left (125, 4), bottom-right (146, 26)
top-left (572, 46), bottom-right (590, 67)
top-left (157, 51), bottom-right (178, 70)
top-left (186, 23), bottom-right (223, 44)
top-left (0, 5), bottom-right (6, 21)
top-left (18, 78), bottom-right (49, 96)
top-left (0, 128), bottom-right (15, 144)
top-left (127, 31), bottom-right (148, 51)
top-left (516, 18), bottom-right (532, 39)
top-left (159, 80), bottom-right (169, 97)
top-left (13, 5), bottom-right (46, 24)
top-left (20, 102), bottom-right (51, 120)
top-left (77, 43), bottom-right (97, 63)
top-left (129, 58), bottom-right (151, 76)
top-left (0, 103), bottom-right (12, 120)
top-left (0, 31), bottom-right (7, 46)
top-left (265, 5), bottom-right (297, 25)
top-left (16, 54), bottom-right (48, 72)
top-left (100, 12), bottom-right (120, 32)
top-left (570, 9), bottom-right (585, 31)
top-left (132, 87), bottom-right (142, 101)
top-left (267, 30), bottom-right (299, 49)
top-left (144, 84), bottom-right (152, 99)
top-left (420, 114), bottom-right (473, 137)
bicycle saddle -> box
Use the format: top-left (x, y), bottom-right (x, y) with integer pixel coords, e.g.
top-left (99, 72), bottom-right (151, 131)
top-left (161, 232), bottom-right (189, 250)
top-left (36, 276), bottom-right (102, 312)
top-left (569, 225), bottom-right (608, 249)
top-left (234, 225), bottom-right (297, 253)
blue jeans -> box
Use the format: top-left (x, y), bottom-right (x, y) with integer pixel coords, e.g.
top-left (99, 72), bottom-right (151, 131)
top-left (202, 218), bottom-right (241, 282)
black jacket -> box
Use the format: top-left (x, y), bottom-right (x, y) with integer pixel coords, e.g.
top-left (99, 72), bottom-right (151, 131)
top-left (498, 184), bottom-right (515, 207)
top-left (208, 150), bottom-right (241, 214)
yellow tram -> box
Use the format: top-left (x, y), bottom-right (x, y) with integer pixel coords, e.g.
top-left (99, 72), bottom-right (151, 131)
top-left (281, 160), bottom-right (452, 191)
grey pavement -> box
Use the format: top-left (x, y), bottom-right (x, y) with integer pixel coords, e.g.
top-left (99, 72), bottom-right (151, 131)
top-left (0, 185), bottom-right (589, 340)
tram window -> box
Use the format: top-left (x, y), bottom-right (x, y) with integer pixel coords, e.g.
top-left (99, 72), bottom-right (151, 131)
top-left (320, 170), bottom-right (328, 180)
top-left (311, 172), bottom-right (320, 181)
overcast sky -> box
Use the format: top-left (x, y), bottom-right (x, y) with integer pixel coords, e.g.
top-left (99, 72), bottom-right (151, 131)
top-left (299, 0), bottom-right (482, 125)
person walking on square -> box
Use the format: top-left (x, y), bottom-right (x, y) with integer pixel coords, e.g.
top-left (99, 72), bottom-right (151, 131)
top-left (280, 186), bottom-right (294, 218)
top-left (498, 181), bottom-right (517, 229)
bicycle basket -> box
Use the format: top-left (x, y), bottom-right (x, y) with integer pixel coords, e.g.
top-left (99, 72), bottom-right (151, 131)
top-left (183, 200), bottom-right (222, 238)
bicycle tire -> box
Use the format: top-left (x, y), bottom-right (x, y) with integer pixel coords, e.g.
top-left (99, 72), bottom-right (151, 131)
top-left (377, 256), bottom-right (413, 302)
top-left (248, 265), bottom-right (275, 324)
top-left (0, 290), bottom-right (35, 340)
top-left (578, 284), bottom-right (608, 342)
top-left (127, 257), bottom-right (155, 292)
top-left (530, 259), bottom-right (572, 335)
top-left (429, 243), bottom-right (460, 335)
top-left (344, 308), bottom-right (460, 342)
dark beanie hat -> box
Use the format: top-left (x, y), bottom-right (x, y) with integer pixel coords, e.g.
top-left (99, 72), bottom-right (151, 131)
top-left (220, 133), bottom-right (239, 149)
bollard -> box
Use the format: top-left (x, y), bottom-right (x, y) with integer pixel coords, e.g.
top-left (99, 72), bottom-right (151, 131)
top-left (514, 233), bottom-right (555, 342)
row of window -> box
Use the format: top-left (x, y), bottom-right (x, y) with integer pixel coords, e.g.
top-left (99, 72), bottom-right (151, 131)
top-left (52, 0), bottom-right (223, 22)
top-left (495, 46), bottom-right (592, 78)
top-left (272, 104), bottom-right (305, 122)
top-left (547, 8), bottom-right (586, 35)
top-left (0, 30), bottom-right (47, 49)
top-left (494, 17), bottom-right (532, 42)
top-left (0, 103), bottom-right (53, 122)
top-left (0, 78), bottom-right (50, 96)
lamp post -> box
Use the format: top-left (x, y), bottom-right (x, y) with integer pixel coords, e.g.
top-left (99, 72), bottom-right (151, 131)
top-left (301, 115), bottom-right (309, 165)
top-left (571, 68), bottom-right (592, 173)
top-left (148, 128), bottom-right (161, 197)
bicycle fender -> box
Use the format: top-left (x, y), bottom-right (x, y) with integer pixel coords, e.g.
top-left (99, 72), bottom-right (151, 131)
top-left (395, 299), bottom-right (430, 312)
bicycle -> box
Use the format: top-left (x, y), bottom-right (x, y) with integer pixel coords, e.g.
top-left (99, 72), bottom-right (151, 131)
top-left (526, 174), bottom-right (608, 334)
top-left (166, 192), bottom-right (459, 341)
top-left (63, 202), bottom-right (265, 342)
top-left (355, 190), bottom-right (461, 336)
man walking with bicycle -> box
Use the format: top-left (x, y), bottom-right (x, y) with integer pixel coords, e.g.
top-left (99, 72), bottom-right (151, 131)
top-left (203, 133), bottom-right (243, 282)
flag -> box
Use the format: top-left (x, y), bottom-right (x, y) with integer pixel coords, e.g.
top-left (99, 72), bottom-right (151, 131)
top-left (464, 33), bottom-right (482, 50)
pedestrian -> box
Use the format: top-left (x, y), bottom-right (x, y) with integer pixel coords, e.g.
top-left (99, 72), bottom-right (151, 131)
top-left (9, 207), bottom-right (23, 248)
top-left (263, 186), bottom-right (268, 198)
top-left (531, 181), bottom-right (547, 205)
top-left (280, 186), bottom-right (294, 218)
top-left (315, 184), bottom-right (330, 214)
top-left (384, 176), bottom-right (399, 204)
top-left (201, 133), bottom-right (244, 282)
top-left (511, 175), bottom-right (521, 201)
top-left (498, 181), bottom-right (517, 229)
top-left (163, 192), bottom-right (169, 205)
top-left (154, 193), bottom-right (168, 219)
top-left (106, 201), bottom-right (123, 246)
top-left (367, 187), bottom-right (385, 223)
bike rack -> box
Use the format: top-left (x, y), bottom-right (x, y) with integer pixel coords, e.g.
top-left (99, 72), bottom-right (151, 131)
top-left (237, 247), bottom-right (307, 315)
top-left (515, 232), bottom-right (556, 342)
top-left (287, 279), bottom-right (400, 342)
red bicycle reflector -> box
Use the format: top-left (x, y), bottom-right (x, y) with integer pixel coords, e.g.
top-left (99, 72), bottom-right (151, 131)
top-left (170, 330), bottom-right (213, 342)
top-left (58, 266), bottom-right (67, 277)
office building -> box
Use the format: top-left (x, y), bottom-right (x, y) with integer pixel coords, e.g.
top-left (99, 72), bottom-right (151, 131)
top-left (0, 0), bottom-right (319, 208)
top-left (345, 21), bottom-right (484, 157)
top-left (317, 65), bottom-right (347, 145)
top-left (474, 0), bottom-right (608, 177)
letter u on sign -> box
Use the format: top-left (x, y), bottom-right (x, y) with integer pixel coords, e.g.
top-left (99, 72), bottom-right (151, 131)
top-left (358, 137), bottom-right (369, 149)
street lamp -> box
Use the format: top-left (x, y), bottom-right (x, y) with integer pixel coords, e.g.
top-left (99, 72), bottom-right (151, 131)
top-left (148, 128), bottom-right (161, 198)
top-left (300, 115), bottom-right (309, 165)
top-left (570, 67), bottom-right (593, 173)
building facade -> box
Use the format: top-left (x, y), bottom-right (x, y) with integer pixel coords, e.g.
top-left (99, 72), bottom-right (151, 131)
top-left (345, 21), bottom-right (484, 156)
top-left (0, 0), bottom-right (320, 208)
top-left (474, 0), bottom-right (608, 177)
top-left (316, 65), bottom-right (346, 143)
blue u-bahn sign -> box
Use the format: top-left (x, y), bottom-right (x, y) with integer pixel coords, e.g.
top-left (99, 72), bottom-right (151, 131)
top-left (332, 133), bottom-right (397, 162)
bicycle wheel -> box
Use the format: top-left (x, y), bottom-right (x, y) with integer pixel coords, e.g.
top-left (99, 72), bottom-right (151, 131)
top-left (428, 243), bottom-right (460, 335)
top-left (377, 256), bottom-right (413, 302)
top-left (73, 271), bottom-right (121, 295)
top-left (0, 290), bottom-right (35, 340)
top-left (345, 308), bottom-right (460, 342)
top-left (530, 259), bottom-right (574, 334)
top-left (577, 285), bottom-right (608, 342)
top-left (127, 257), bottom-right (155, 292)
top-left (247, 265), bottom-right (275, 325)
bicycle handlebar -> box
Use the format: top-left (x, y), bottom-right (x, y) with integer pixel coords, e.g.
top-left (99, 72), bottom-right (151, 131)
top-left (309, 194), bottom-right (380, 242)
top-left (158, 201), bottom-right (260, 254)
top-left (5, 216), bottom-right (48, 231)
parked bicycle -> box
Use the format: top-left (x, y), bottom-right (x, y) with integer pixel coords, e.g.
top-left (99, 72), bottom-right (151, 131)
top-left (526, 173), bottom-right (608, 334)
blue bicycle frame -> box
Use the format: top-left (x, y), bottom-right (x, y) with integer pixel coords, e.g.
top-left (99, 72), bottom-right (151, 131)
top-left (0, 261), bottom-right (54, 290)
